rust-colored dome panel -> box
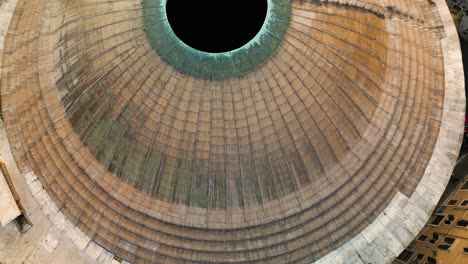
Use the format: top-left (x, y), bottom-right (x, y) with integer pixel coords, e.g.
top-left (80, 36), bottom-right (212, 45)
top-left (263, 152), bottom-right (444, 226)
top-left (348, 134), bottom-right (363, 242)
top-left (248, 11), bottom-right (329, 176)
top-left (64, 3), bottom-right (390, 208)
top-left (0, 0), bottom-right (464, 263)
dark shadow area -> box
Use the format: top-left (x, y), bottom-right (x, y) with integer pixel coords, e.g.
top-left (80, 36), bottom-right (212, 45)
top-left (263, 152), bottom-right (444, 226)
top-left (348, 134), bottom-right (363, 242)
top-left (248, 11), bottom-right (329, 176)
top-left (459, 37), bottom-right (468, 154)
top-left (460, 37), bottom-right (468, 112)
top-left (166, 0), bottom-right (268, 53)
top-left (13, 214), bottom-right (32, 234)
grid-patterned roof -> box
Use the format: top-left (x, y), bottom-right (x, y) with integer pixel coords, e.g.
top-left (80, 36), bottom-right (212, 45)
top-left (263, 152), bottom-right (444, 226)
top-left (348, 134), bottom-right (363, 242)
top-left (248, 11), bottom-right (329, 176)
top-left (0, 0), bottom-right (464, 263)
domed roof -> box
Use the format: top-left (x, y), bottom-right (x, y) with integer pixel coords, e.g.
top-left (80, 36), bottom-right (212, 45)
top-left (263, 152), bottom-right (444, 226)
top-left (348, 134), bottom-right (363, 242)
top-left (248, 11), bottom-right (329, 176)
top-left (0, 0), bottom-right (464, 263)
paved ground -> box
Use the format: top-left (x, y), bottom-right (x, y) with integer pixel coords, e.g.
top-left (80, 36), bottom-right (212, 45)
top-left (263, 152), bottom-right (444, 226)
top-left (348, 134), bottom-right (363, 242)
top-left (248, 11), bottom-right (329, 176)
top-left (0, 121), bottom-right (93, 264)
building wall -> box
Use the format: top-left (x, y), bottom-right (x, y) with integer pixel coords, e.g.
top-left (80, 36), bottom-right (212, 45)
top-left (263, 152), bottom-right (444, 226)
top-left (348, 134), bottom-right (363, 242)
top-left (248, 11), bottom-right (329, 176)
top-left (395, 156), bottom-right (468, 264)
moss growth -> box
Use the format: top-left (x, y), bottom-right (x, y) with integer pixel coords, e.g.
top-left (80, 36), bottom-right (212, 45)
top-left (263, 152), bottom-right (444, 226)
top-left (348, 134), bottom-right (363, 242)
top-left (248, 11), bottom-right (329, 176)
top-left (85, 117), bottom-right (113, 153)
top-left (140, 148), bottom-right (164, 194)
top-left (123, 143), bottom-right (148, 186)
top-left (191, 159), bottom-right (208, 208)
top-left (235, 177), bottom-right (244, 207)
top-left (216, 175), bottom-right (228, 209)
top-left (173, 159), bottom-right (192, 205)
top-left (74, 112), bottom-right (93, 136)
top-left (95, 118), bottom-right (127, 165)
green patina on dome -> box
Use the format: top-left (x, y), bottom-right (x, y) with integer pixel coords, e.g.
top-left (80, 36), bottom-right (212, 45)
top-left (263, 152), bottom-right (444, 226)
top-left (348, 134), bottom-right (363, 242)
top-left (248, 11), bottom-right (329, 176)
top-left (142, 0), bottom-right (291, 79)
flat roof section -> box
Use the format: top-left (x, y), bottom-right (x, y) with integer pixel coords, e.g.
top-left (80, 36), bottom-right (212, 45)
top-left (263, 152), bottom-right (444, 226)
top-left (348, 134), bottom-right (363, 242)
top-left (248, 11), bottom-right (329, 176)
top-left (0, 166), bottom-right (21, 226)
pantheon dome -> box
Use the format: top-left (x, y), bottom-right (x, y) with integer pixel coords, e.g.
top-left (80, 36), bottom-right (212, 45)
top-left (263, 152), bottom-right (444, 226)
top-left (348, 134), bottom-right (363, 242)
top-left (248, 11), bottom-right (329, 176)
top-left (0, 0), bottom-right (465, 263)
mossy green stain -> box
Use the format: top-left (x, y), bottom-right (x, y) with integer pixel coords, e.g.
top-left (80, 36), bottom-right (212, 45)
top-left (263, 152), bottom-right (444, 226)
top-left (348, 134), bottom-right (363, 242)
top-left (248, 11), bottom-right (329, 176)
top-left (174, 161), bottom-right (192, 205)
top-left (85, 118), bottom-right (113, 153)
top-left (142, 0), bottom-right (291, 79)
top-left (216, 177), bottom-right (228, 209)
top-left (123, 143), bottom-right (149, 186)
top-left (235, 177), bottom-right (244, 207)
top-left (69, 0), bottom-right (292, 205)
top-left (141, 149), bottom-right (164, 193)
top-left (191, 159), bottom-right (209, 208)
top-left (95, 120), bottom-right (128, 166)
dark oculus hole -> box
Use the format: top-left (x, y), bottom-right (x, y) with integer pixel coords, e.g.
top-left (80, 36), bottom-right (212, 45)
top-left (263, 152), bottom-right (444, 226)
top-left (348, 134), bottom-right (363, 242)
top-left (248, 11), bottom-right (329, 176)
top-left (166, 0), bottom-right (268, 53)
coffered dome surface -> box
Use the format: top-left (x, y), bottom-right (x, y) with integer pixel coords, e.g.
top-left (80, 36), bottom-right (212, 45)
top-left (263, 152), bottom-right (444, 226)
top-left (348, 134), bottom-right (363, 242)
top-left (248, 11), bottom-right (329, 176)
top-left (0, 0), bottom-right (464, 263)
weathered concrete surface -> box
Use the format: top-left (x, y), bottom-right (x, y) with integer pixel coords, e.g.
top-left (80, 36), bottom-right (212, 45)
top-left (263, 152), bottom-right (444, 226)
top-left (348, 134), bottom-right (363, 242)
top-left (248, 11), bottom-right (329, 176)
top-left (313, 0), bottom-right (466, 263)
top-left (0, 122), bottom-right (95, 264)
top-left (0, 0), bottom-right (16, 78)
top-left (0, 1), bottom-right (94, 261)
top-left (0, 0), bottom-right (122, 262)
top-left (0, 0), bottom-right (89, 261)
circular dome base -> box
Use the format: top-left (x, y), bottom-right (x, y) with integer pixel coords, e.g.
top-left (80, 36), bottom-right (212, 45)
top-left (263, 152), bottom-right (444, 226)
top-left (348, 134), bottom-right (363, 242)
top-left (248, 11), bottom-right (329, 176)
top-left (0, 0), bottom-right (464, 263)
